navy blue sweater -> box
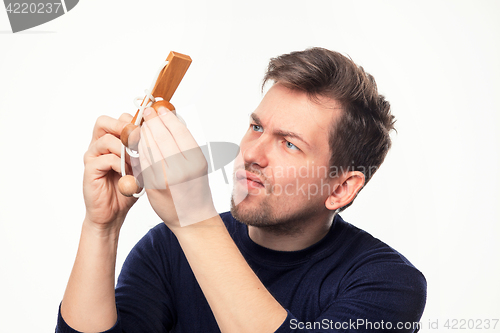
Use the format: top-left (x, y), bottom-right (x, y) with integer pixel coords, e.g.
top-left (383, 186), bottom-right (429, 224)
top-left (56, 212), bottom-right (426, 332)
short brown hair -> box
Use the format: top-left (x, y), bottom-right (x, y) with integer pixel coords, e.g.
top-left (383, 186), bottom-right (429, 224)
top-left (263, 47), bottom-right (396, 211)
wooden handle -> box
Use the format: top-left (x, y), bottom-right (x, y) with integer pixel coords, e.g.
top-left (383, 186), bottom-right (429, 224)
top-left (122, 51), bottom-right (192, 142)
top-left (152, 51), bottom-right (192, 101)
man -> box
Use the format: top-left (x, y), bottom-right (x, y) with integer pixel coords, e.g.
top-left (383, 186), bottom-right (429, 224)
top-left (56, 47), bottom-right (426, 333)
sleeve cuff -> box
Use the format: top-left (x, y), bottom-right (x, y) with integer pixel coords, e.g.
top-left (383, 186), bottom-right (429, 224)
top-left (274, 310), bottom-right (307, 333)
top-left (56, 303), bottom-right (122, 333)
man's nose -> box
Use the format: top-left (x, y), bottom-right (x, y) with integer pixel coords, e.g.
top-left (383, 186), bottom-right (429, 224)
top-left (242, 136), bottom-right (269, 168)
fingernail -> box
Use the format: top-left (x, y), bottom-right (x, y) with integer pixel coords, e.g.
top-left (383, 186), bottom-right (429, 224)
top-left (143, 107), bottom-right (152, 117)
top-left (158, 106), bottom-right (168, 115)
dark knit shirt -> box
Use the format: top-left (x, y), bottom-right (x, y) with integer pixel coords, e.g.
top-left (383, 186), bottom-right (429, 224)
top-left (56, 212), bottom-right (426, 332)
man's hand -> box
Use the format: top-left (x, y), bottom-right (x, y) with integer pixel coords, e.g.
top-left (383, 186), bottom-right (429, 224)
top-left (138, 106), bottom-right (217, 228)
top-left (137, 106), bottom-right (287, 333)
top-left (62, 113), bottom-right (139, 332)
top-left (83, 113), bottom-right (138, 233)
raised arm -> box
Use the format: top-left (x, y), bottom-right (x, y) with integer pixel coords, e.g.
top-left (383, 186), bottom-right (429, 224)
top-left (139, 107), bottom-right (288, 333)
top-left (59, 113), bottom-right (138, 332)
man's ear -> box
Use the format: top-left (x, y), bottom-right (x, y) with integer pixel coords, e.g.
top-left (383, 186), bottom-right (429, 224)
top-left (326, 171), bottom-right (365, 211)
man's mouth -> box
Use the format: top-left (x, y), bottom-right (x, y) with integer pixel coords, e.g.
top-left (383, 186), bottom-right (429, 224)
top-left (235, 170), bottom-right (265, 188)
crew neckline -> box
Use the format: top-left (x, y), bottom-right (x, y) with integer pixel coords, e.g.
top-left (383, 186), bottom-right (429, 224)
top-left (229, 213), bottom-right (348, 267)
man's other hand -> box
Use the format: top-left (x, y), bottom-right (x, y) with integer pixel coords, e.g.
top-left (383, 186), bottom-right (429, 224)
top-left (82, 113), bottom-right (138, 234)
top-left (139, 106), bottom-right (217, 229)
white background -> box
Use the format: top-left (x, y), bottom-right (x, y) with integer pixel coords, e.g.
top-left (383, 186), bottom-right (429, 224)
top-left (0, 0), bottom-right (499, 331)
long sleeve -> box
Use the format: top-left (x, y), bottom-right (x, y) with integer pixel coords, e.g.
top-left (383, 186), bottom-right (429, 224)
top-left (114, 225), bottom-right (176, 331)
top-left (56, 225), bottom-right (177, 333)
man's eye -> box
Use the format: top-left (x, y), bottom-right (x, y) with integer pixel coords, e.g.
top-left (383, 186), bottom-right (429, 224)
top-left (252, 124), bottom-right (263, 132)
top-left (285, 141), bottom-right (299, 151)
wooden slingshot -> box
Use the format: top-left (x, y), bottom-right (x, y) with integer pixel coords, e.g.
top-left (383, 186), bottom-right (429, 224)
top-left (118, 51), bottom-right (192, 197)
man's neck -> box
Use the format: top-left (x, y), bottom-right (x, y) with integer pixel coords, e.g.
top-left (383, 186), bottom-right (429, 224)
top-left (247, 212), bottom-right (336, 251)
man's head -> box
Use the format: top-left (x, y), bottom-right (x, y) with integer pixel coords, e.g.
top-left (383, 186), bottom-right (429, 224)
top-left (231, 47), bottom-right (395, 232)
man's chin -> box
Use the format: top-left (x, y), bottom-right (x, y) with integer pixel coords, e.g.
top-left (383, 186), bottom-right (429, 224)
top-left (230, 196), bottom-right (247, 222)
top-left (230, 197), bottom-right (260, 225)
top-left (230, 199), bottom-right (309, 236)
top-left (230, 195), bottom-right (280, 229)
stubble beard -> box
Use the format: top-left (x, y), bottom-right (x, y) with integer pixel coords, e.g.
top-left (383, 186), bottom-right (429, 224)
top-left (230, 191), bottom-right (323, 236)
top-left (231, 162), bottom-right (326, 236)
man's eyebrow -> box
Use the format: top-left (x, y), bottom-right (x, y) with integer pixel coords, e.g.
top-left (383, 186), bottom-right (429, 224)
top-left (274, 129), bottom-right (311, 148)
top-left (249, 113), bottom-right (311, 148)
top-left (250, 113), bottom-right (262, 125)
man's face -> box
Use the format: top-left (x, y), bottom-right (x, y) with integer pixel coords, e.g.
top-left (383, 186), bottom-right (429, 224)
top-left (231, 84), bottom-right (342, 234)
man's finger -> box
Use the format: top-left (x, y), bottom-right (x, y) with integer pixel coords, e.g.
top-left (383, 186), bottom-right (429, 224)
top-left (139, 123), bottom-right (166, 169)
top-left (84, 133), bottom-right (123, 163)
top-left (118, 113), bottom-right (134, 123)
top-left (85, 153), bottom-right (123, 178)
top-left (142, 111), bottom-right (180, 160)
top-left (157, 108), bottom-right (199, 153)
top-left (142, 107), bottom-right (158, 122)
top-left (138, 124), bottom-right (169, 190)
top-left (90, 115), bottom-right (130, 146)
